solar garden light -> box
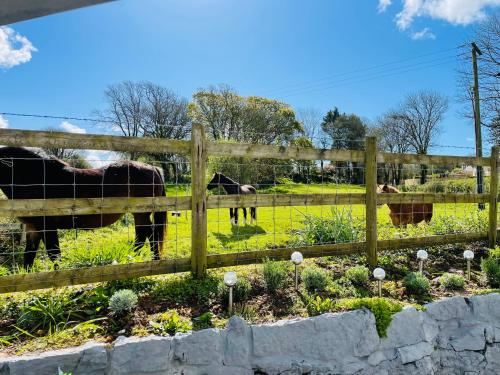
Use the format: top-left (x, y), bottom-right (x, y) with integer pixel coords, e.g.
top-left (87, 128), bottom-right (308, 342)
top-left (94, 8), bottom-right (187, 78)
top-left (290, 251), bottom-right (303, 291)
top-left (416, 249), bottom-right (428, 274)
top-left (373, 267), bottom-right (385, 297)
top-left (463, 250), bottom-right (474, 281)
top-left (224, 271), bottom-right (237, 315)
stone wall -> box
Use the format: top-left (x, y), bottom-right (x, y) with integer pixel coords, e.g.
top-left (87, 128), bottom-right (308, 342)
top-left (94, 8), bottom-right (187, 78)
top-left (1, 293), bottom-right (500, 374)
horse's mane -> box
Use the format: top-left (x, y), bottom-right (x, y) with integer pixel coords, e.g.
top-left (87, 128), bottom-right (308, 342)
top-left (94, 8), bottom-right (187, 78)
top-left (217, 173), bottom-right (239, 185)
top-left (381, 184), bottom-right (400, 193)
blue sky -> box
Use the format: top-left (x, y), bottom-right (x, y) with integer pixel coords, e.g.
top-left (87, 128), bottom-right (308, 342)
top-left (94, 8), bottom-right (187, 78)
top-left (0, 0), bottom-right (499, 157)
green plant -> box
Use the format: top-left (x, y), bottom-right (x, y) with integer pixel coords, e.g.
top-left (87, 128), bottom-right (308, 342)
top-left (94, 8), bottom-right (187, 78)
top-left (234, 303), bottom-right (258, 320)
top-left (345, 265), bottom-right (370, 286)
top-left (217, 278), bottom-right (252, 303)
top-left (307, 295), bottom-right (334, 316)
top-left (403, 272), bottom-right (430, 297)
top-left (439, 273), bottom-right (465, 290)
top-left (192, 312), bottom-right (214, 330)
top-left (481, 247), bottom-right (500, 288)
top-left (151, 274), bottom-right (219, 306)
top-left (302, 266), bottom-right (329, 293)
top-left (108, 289), bottom-right (138, 315)
top-left (149, 310), bottom-right (192, 336)
top-left (336, 298), bottom-right (403, 337)
top-left (262, 258), bottom-right (289, 293)
top-left (17, 292), bottom-right (82, 334)
top-left (299, 208), bottom-right (361, 245)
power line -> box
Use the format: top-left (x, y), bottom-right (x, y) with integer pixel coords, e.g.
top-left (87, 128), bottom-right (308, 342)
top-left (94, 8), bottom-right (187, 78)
top-left (260, 47), bottom-right (461, 97)
top-left (0, 112), bottom-right (114, 123)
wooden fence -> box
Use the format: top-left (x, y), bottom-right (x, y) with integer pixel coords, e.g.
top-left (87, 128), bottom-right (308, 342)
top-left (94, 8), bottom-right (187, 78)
top-left (0, 126), bottom-right (497, 293)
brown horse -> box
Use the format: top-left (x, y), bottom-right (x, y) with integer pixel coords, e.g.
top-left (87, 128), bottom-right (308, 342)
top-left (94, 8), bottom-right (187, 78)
top-left (379, 184), bottom-right (433, 227)
top-left (0, 147), bottom-right (167, 269)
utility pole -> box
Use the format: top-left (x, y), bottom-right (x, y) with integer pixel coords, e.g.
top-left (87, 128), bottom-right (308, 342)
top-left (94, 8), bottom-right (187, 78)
top-left (472, 42), bottom-right (485, 210)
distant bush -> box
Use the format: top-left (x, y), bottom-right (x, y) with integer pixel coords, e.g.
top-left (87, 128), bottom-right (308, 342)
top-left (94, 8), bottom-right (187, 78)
top-left (481, 247), bottom-right (500, 288)
top-left (302, 266), bottom-right (329, 293)
top-left (400, 178), bottom-right (490, 194)
top-left (262, 259), bottom-right (289, 293)
top-left (217, 278), bottom-right (252, 303)
top-left (439, 273), bottom-right (465, 290)
top-left (345, 266), bottom-right (370, 287)
top-left (108, 289), bottom-right (138, 315)
top-left (403, 272), bottom-right (430, 297)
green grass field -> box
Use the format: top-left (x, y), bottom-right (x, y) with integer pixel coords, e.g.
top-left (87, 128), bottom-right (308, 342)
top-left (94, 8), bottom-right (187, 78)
top-left (0, 181), bottom-right (491, 273)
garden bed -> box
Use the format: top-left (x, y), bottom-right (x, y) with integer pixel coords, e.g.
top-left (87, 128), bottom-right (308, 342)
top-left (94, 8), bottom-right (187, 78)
top-left (0, 241), bottom-right (499, 356)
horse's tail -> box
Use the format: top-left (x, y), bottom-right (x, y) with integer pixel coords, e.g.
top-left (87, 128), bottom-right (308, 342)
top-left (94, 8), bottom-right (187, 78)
top-left (153, 167), bottom-right (167, 258)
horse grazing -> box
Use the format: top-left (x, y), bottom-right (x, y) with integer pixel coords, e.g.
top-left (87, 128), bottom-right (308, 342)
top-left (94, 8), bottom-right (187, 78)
top-left (207, 172), bottom-right (257, 225)
top-left (379, 184), bottom-right (433, 227)
top-left (0, 147), bottom-right (167, 269)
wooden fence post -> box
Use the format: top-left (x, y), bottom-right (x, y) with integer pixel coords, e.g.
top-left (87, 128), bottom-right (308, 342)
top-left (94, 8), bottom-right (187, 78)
top-left (489, 146), bottom-right (499, 248)
top-left (191, 124), bottom-right (208, 277)
top-left (365, 136), bottom-right (378, 267)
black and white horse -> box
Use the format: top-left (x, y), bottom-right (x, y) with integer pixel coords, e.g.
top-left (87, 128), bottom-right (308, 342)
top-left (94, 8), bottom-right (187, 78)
top-left (207, 172), bottom-right (257, 225)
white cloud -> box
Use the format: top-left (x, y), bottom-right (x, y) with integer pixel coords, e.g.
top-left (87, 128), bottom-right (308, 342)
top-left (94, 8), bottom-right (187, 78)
top-left (395, 0), bottom-right (500, 30)
top-left (0, 26), bottom-right (37, 69)
top-left (0, 115), bottom-right (8, 129)
top-left (378, 0), bottom-right (393, 12)
top-left (411, 27), bottom-right (437, 39)
top-left (85, 150), bottom-right (119, 168)
top-left (59, 121), bottom-right (87, 134)
top-left (466, 137), bottom-right (474, 142)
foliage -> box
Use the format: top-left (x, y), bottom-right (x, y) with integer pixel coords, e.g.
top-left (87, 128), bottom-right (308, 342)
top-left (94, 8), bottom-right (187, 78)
top-left (403, 272), bottom-right (430, 297)
top-left (262, 259), bottom-right (289, 294)
top-left (307, 296), bottom-right (334, 316)
top-left (302, 266), bottom-right (329, 294)
top-left (481, 247), bottom-right (500, 288)
top-left (336, 298), bottom-right (403, 337)
top-left (16, 292), bottom-right (82, 334)
top-left (149, 310), bottom-right (192, 336)
top-left (150, 274), bottom-right (219, 306)
top-left (192, 312), bottom-right (214, 330)
top-left (297, 208), bottom-right (361, 246)
top-left (439, 273), bottom-right (465, 290)
top-left (345, 266), bottom-right (370, 287)
top-left (217, 277), bottom-right (252, 303)
top-left (400, 178), bottom-right (490, 194)
top-left (108, 289), bottom-right (138, 315)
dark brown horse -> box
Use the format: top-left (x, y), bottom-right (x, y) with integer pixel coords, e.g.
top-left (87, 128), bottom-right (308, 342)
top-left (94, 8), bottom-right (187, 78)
top-left (379, 184), bottom-right (433, 227)
top-left (207, 172), bottom-right (257, 225)
top-left (0, 147), bottom-right (167, 269)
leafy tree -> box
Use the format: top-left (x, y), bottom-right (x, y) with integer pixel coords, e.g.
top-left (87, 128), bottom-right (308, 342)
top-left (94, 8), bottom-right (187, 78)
top-left (321, 108), bottom-right (367, 184)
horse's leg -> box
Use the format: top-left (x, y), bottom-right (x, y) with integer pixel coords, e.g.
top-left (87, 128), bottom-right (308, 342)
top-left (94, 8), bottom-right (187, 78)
top-left (23, 224), bottom-right (41, 270)
top-left (233, 208), bottom-right (238, 226)
top-left (242, 207), bottom-right (247, 225)
top-left (250, 207), bottom-right (256, 224)
top-left (133, 213), bottom-right (152, 254)
top-left (43, 229), bottom-right (61, 269)
top-left (229, 208), bottom-right (234, 225)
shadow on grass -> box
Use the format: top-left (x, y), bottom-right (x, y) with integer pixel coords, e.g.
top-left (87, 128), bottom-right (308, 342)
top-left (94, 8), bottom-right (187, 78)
top-left (213, 225), bottom-right (266, 246)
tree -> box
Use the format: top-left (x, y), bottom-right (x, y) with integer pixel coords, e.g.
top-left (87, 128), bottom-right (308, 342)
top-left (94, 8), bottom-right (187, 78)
top-left (321, 108), bottom-right (367, 183)
top-left (458, 13), bottom-right (500, 144)
top-left (376, 113), bottom-right (411, 185)
top-left (96, 81), bottom-right (191, 181)
top-left (297, 107), bottom-right (323, 147)
top-left (393, 91), bottom-right (448, 184)
top-left (189, 84), bottom-right (302, 144)
top-left (42, 128), bottom-right (91, 169)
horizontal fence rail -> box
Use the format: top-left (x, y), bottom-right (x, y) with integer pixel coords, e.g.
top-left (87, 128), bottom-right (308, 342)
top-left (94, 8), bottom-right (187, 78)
top-left (0, 127), bottom-right (497, 294)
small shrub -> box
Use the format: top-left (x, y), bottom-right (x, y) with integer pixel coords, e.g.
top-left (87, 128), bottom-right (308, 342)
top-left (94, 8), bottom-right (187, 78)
top-left (217, 278), bottom-right (252, 303)
top-left (149, 310), bottom-right (191, 336)
top-left (302, 266), bottom-right (329, 293)
top-left (439, 273), bottom-right (465, 290)
top-left (262, 259), bottom-right (288, 293)
top-left (345, 266), bottom-right (369, 286)
top-left (108, 289), bottom-right (138, 315)
top-left (151, 274), bottom-right (219, 305)
top-left (307, 296), bottom-right (334, 316)
top-left (192, 312), bottom-right (214, 330)
top-left (17, 292), bottom-right (80, 334)
top-left (481, 247), bottom-right (500, 288)
top-left (299, 208), bottom-right (361, 245)
top-left (336, 298), bottom-right (403, 337)
top-left (403, 272), bottom-right (430, 297)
